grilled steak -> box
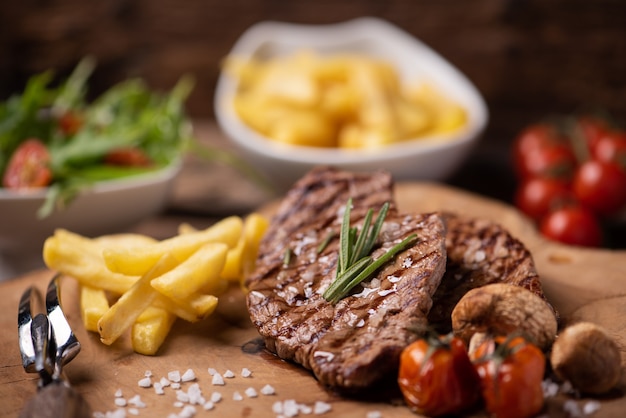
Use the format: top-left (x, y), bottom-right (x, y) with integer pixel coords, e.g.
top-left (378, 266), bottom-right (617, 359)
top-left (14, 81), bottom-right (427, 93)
top-left (427, 212), bottom-right (552, 333)
top-left (246, 167), bottom-right (448, 390)
top-left (246, 166), bottom-right (552, 392)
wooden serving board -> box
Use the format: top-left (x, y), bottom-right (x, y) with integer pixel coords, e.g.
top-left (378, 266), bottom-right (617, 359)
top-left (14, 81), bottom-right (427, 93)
top-left (2, 182), bottom-right (626, 417)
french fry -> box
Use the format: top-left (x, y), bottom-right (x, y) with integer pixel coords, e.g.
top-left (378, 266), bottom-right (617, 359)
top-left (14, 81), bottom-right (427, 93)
top-left (43, 233), bottom-right (137, 294)
top-left (131, 306), bottom-right (176, 355)
top-left (98, 253), bottom-right (179, 345)
top-left (152, 294), bottom-right (204, 323)
top-left (80, 285), bottom-right (110, 332)
top-left (103, 216), bottom-right (243, 276)
top-left (150, 243), bottom-right (228, 301)
top-left (241, 213), bottom-right (269, 279)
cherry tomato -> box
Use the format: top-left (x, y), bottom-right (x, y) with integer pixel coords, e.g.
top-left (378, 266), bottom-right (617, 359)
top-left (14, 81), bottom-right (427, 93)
top-left (577, 115), bottom-right (610, 154)
top-left (104, 147), bottom-right (152, 166)
top-left (540, 205), bottom-right (603, 247)
top-left (58, 111), bottom-right (83, 136)
top-left (398, 334), bottom-right (480, 416)
top-left (2, 139), bottom-right (53, 189)
top-left (473, 335), bottom-right (545, 418)
top-left (592, 131), bottom-right (626, 166)
top-left (512, 124), bottom-right (574, 180)
top-left (572, 160), bottom-right (626, 216)
top-left (514, 177), bottom-right (573, 222)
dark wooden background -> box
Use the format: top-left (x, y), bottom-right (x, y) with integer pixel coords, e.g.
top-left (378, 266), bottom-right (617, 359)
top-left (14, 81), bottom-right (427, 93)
top-left (1, 0), bottom-right (625, 244)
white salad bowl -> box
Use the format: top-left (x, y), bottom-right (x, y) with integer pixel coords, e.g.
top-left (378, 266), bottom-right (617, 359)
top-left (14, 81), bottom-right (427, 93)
top-left (215, 17), bottom-right (489, 191)
top-left (0, 161), bottom-right (180, 278)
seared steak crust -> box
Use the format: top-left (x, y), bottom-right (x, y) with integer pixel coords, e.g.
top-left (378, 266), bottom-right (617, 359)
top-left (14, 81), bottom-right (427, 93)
top-left (427, 212), bottom-right (550, 332)
top-left (246, 167), bottom-right (447, 390)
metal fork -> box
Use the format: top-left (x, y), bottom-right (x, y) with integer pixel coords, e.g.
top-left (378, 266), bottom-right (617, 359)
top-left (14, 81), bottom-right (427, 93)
top-left (17, 274), bottom-right (91, 418)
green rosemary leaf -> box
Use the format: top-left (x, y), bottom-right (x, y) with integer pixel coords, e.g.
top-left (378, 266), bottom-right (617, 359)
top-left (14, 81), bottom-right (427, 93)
top-left (338, 198), bottom-right (353, 276)
top-left (283, 247), bottom-right (293, 267)
top-left (351, 207), bottom-right (373, 265)
top-left (317, 230), bottom-right (336, 254)
top-left (323, 256), bottom-right (372, 303)
top-left (363, 202), bottom-right (390, 256)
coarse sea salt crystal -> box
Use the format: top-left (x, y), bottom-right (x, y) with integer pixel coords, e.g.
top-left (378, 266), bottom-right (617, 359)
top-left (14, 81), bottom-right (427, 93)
top-left (563, 400), bottom-right (581, 417)
top-left (314, 401), bottom-right (332, 414)
top-left (241, 367), bottom-right (252, 377)
top-left (233, 391), bottom-right (243, 401)
top-left (203, 401), bottom-right (215, 411)
top-left (137, 377), bottom-right (151, 388)
top-left (114, 398), bottom-right (127, 407)
top-left (144, 370), bottom-right (152, 378)
top-left (168, 370), bottom-right (181, 382)
top-left (207, 367), bottom-right (217, 376)
top-left (181, 368), bottom-right (196, 382)
top-left (583, 401), bottom-right (601, 415)
top-left (260, 384), bottom-right (276, 395)
top-left (223, 369), bottom-right (235, 378)
top-left (212, 373), bottom-right (225, 385)
top-left (154, 382), bottom-right (165, 395)
top-left (160, 377), bottom-right (171, 387)
top-left (313, 351), bottom-right (335, 361)
top-left (179, 405), bottom-right (197, 418)
top-left (245, 387), bottom-right (258, 398)
top-left (114, 389), bottom-right (123, 398)
top-left (210, 392), bottom-right (222, 403)
top-left (366, 411), bottom-right (382, 418)
top-left (176, 390), bottom-right (190, 403)
top-left (173, 401), bottom-right (184, 408)
top-left (128, 395), bottom-right (146, 408)
top-left (171, 382), bottom-right (181, 390)
top-left (128, 408), bottom-right (139, 416)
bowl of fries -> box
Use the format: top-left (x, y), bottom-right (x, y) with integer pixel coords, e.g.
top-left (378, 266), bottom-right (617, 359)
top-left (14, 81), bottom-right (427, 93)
top-left (215, 17), bottom-right (489, 190)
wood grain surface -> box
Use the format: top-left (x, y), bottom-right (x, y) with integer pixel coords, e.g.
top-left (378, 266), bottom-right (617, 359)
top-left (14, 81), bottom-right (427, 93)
top-left (1, 182), bottom-right (625, 417)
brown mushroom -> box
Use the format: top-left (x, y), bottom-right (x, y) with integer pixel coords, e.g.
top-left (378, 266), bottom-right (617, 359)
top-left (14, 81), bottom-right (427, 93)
top-left (451, 283), bottom-right (558, 351)
top-left (550, 321), bottom-right (622, 395)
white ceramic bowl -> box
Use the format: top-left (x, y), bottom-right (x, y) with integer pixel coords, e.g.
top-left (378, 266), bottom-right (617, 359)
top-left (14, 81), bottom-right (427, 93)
top-left (0, 161), bottom-right (180, 259)
top-left (215, 17), bottom-right (489, 191)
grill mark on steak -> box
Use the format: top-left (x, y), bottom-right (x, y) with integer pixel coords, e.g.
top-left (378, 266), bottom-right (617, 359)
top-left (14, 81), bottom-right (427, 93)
top-left (246, 167), bottom-right (447, 391)
top-left (427, 212), bottom-right (553, 333)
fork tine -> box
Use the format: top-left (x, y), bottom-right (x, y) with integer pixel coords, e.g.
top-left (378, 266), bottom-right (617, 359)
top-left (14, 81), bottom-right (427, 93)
top-left (45, 274), bottom-right (81, 379)
top-left (18, 286), bottom-right (38, 373)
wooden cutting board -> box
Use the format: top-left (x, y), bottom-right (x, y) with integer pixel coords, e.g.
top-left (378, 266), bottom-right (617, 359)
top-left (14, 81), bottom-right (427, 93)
top-left (1, 182), bottom-right (625, 418)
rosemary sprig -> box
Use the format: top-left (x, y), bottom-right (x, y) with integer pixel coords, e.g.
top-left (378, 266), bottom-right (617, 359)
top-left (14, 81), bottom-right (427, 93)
top-left (322, 199), bottom-right (417, 304)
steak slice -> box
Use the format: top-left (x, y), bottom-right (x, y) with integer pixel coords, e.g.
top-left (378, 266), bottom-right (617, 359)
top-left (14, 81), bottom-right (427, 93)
top-left (246, 167), bottom-right (448, 390)
top-left (427, 212), bottom-right (553, 333)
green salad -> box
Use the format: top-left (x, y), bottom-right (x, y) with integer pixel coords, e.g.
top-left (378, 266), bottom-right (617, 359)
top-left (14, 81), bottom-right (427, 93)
top-left (0, 57), bottom-right (194, 217)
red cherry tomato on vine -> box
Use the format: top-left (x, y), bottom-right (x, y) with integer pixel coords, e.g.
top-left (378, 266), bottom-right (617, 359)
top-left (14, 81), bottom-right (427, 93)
top-left (512, 124), bottom-right (575, 180)
top-left (572, 160), bottom-right (626, 216)
top-left (398, 334), bottom-right (480, 416)
top-left (2, 139), bottom-right (53, 189)
top-left (514, 177), bottom-right (573, 221)
top-left (473, 335), bottom-right (545, 418)
top-left (577, 115), bottom-right (610, 153)
top-left (592, 131), bottom-right (626, 166)
top-left (540, 205), bottom-right (603, 247)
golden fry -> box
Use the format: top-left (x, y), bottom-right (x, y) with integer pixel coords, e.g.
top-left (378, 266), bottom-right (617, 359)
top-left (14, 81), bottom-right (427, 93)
top-left (131, 306), bottom-right (176, 356)
top-left (80, 285), bottom-right (109, 332)
top-left (150, 243), bottom-right (228, 301)
top-left (98, 253), bottom-right (178, 345)
top-left (103, 216), bottom-right (242, 276)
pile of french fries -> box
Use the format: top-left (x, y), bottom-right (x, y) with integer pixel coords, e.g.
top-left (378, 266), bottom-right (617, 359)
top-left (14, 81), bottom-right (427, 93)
top-left (42, 214), bottom-right (268, 355)
top-left (224, 50), bottom-right (467, 149)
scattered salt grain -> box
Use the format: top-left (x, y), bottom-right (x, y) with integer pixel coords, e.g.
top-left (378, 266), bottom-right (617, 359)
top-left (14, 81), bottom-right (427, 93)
top-left (187, 383), bottom-right (204, 405)
top-left (154, 382), bottom-right (165, 395)
top-left (144, 370), bottom-right (152, 378)
top-left (233, 391), bottom-right (243, 401)
top-left (282, 399), bottom-right (299, 417)
top-left (210, 392), bottom-right (222, 403)
top-left (173, 401), bottom-right (184, 408)
top-left (367, 411), bottom-right (382, 418)
top-left (181, 368), bottom-right (196, 382)
top-left (179, 405), bottom-right (197, 418)
top-left (114, 398), bottom-right (127, 407)
top-left (171, 382), bottom-right (181, 390)
top-left (563, 400), bottom-right (582, 417)
top-left (314, 401), bottom-right (332, 415)
top-left (212, 373), bottom-right (225, 385)
top-left (137, 377), bottom-right (151, 388)
top-left (207, 367), bottom-right (217, 376)
top-left (176, 390), bottom-right (191, 403)
top-left (168, 370), bottom-right (181, 383)
top-left (241, 367), bottom-right (252, 377)
top-left (203, 401), bottom-right (215, 411)
top-left (260, 384), bottom-right (276, 395)
top-left (128, 408), bottom-right (139, 416)
top-left (114, 389), bottom-right (123, 398)
top-left (583, 401), bottom-right (601, 415)
top-left (245, 387), bottom-right (258, 398)
top-left (128, 395), bottom-right (146, 408)
top-left (160, 377), bottom-right (171, 387)
top-left (299, 404), bottom-right (313, 414)
top-left (313, 351), bottom-right (335, 362)
top-left (223, 369), bottom-right (235, 378)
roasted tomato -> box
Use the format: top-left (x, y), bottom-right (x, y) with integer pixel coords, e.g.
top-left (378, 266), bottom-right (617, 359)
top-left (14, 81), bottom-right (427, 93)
top-left (473, 335), bottom-right (545, 418)
top-left (514, 177), bottom-right (573, 222)
top-left (2, 139), bottom-right (53, 189)
top-left (104, 147), bottom-right (152, 166)
top-left (540, 205), bottom-right (603, 247)
top-left (398, 333), bottom-right (480, 416)
top-left (572, 160), bottom-right (626, 216)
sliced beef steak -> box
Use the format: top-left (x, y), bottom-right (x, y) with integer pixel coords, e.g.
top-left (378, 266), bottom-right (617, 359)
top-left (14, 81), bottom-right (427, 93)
top-left (427, 212), bottom-right (552, 333)
top-left (246, 167), bottom-right (448, 390)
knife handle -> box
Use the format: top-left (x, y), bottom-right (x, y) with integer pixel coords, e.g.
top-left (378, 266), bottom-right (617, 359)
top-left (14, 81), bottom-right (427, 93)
top-left (19, 382), bottom-right (91, 418)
